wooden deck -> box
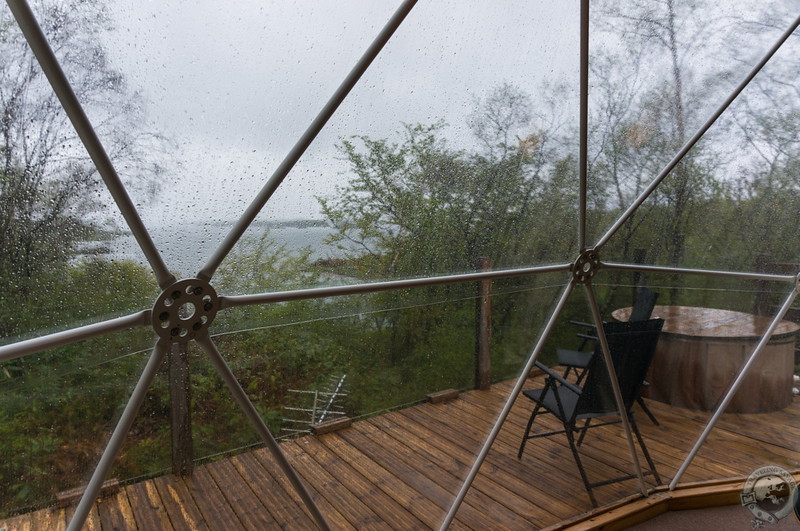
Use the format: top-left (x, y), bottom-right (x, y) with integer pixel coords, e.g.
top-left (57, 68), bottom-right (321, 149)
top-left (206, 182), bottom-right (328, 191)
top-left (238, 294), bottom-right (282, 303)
top-left (1, 376), bottom-right (798, 530)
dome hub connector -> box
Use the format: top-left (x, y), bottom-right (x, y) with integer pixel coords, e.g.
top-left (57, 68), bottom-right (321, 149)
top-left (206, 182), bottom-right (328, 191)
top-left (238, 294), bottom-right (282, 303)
top-left (152, 279), bottom-right (218, 343)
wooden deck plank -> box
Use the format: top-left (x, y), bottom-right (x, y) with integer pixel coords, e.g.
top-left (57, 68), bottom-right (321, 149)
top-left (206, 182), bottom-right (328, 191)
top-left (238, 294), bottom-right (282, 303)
top-left (151, 474), bottom-right (209, 530)
top-left (637, 402), bottom-right (785, 475)
top-left (228, 452), bottom-right (317, 529)
top-left (250, 447), bottom-right (356, 530)
top-left (29, 506), bottom-right (64, 531)
top-left (370, 411), bottom-right (546, 522)
top-left (404, 396), bottom-right (618, 514)
top-left (458, 384), bottom-right (646, 484)
top-left (65, 502), bottom-right (102, 530)
top-left (183, 465), bottom-right (246, 529)
top-left (496, 380), bottom-right (760, 488)
top-left (0, 512), bottom-right (34, 531)
top-left (125, 481), bottom-right (174, 530)
top-left (297, 435), bottom-right (428, 530)
top-left (1, 379), bottom-right (797, 530)
top-left (488, 380), bottom-right (729, 482)
top-left (387, 405), bottom-right (588, 520)
top-left (353, 415), bottom-right (534, 529)
top-left (204, 459), bottom-right (281, 530)
top-left (339, 420), bottom-right (512, 530)
top-left (317, 430), bottom-right (468, 530)
top-left (418, 393), bottom-right (635, 505)
top-left (96, 489), bottom-right (136, 531)
top-left (282, 439), bottom-right (388, 529)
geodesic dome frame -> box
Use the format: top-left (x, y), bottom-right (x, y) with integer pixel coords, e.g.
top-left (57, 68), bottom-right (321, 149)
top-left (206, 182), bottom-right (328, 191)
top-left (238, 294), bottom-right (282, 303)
top-left (1, 0), bottom-right (799, 529)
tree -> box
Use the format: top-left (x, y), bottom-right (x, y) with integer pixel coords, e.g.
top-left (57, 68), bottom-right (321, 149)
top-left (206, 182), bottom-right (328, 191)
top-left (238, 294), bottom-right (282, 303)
top-left (594, 0), bottom-right (723, 284)
top-left (318, 85), bottom-right (577, 370)
top-left (320, 85), bottom-right (574, 279)
top-left (714, 3), bottom-right (800, 269)
top-left (0, 0), bottom-right (166, 339)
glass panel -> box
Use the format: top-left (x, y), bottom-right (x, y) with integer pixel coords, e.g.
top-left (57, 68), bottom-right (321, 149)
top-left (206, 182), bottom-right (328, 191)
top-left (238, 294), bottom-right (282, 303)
top-left (517, 278), bottom-right (798, 519)
top-left (2, 0), bottom-right (799, 526)
top-left (79, 1), bottom-right (403, 280)
top-left (0, 335), bottom-right (153, 514)
top-left (287, 1), bottom-right (580, 283)
top-left (212, 273), bottom-right (562, 415)
top-left (611, 281), bottom-right (799, 487)
top-left (586, 2), bottom-right (800, 273)
top-left (0, 5), bottom-right (157, 342)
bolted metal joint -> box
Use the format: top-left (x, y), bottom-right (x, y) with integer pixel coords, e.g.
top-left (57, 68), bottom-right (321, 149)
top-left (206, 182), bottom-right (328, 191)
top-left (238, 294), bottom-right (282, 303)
top-left (572, 249), bottom-right (600, 284)
top-left (151, 279), bottom-right (218, 343)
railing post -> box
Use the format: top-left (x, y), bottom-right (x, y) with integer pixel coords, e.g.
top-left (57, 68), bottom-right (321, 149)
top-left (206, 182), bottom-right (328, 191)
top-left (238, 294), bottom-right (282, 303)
top-left (753, 253), bottom-right (771, 315)
top-left (632, 248), bottom-right (646, 306)
top-left (170, 342), bottom-right (193, 476)
top-left (475, 257), bottom-right (492, 390)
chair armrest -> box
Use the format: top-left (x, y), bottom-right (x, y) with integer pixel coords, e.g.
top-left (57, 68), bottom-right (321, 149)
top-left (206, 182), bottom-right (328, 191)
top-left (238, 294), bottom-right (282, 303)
top-left (534, 362), bottom-right (583, 396)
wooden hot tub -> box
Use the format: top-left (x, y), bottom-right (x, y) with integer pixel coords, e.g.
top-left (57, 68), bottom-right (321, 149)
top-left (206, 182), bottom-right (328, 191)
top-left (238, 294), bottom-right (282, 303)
top-left (612, 305), bottom-right (799, 413)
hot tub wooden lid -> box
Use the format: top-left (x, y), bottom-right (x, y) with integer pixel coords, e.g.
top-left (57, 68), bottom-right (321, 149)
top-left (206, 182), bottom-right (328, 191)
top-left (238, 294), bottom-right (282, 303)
top-left (611, 305), bottom-right (800, 340)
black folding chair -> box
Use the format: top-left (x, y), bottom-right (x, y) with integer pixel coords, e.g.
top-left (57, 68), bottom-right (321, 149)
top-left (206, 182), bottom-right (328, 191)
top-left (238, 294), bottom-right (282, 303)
top-left (556, 287), bottom-right (660, 425)
top-left (517, 318), bottom-right (664, 507)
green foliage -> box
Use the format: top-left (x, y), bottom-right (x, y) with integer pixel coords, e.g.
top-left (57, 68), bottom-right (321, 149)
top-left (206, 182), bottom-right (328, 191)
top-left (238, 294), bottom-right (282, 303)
top-left (321, 119), bottom-right (574, 278)
top-left (0, 258), bottom-right (157, 512)
top-left (215, 230), bottom-right (319, 295)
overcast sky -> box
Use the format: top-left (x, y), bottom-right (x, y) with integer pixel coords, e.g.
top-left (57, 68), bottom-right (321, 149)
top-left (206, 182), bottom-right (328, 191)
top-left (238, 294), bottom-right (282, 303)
top-left (85, 0), bottom-right (797, 239)
top-left (96, 1), bottom-right (579, 227)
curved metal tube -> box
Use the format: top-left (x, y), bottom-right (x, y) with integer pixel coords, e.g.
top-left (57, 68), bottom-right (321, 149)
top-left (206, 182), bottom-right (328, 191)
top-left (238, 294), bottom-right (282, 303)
top-left (584, 283), bottom-right (647, 496)
top-left (439, 281), bottom-right (575, 529)
top-left (603, 261), bottom-right (796, 284)
top-left (220, 263), bottom-right (572, 309)
top-left (669, 287), bottom-right (799, 489)
top-left (194, 333), bottom-right (331, 530)
top-left (0, 311), bottom-right (151, 362)
top-left (578, 0), bottom-right (589, 250)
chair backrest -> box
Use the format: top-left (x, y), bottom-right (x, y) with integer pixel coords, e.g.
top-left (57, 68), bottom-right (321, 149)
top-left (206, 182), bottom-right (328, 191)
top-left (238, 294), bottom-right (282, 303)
top-left (629, 287), bottom-right (659, 322)
top-left (576, 318), bottom-right (664, 417)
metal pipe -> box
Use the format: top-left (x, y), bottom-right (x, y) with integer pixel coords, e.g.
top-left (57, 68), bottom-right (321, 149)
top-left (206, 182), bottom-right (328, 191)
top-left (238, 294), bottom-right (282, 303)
top-left (578, 0), bottom-right (589, 251)
top-left (584, 283), bottom-right (647, 495)
top-left (595, 12), bottom-right (800, 251)
top-left (603, 261), bottom-right (795, 284)
top-left (195, 333), bottom-right (331, 530)
top-left (0, 311), bottom-right (151, 362)
top-left (67, 342), bottom-right (167, 530)
top-left (669, 287), bottom-right (799, 489)
top-left (220, 263), bottom-right (571, 309)
top-left (197, 0), bottom-right (418, 282)
top-left (439, 281), bottom-right (575, 530)
top-left (5, 0), bottom-right (176, 290)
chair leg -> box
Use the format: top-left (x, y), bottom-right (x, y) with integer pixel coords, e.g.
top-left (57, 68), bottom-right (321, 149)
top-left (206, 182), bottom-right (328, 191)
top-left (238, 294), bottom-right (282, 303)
top-left (636, 396), bottom-right (659, 426)
top-left (629, 414), bottom-right (661, 485)
top-left (565, 423), bottom-right (598, 507)
top-left (518, 402), bottom-right (542, 459)
top-left (576, 418), bottom-right (592, 446)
